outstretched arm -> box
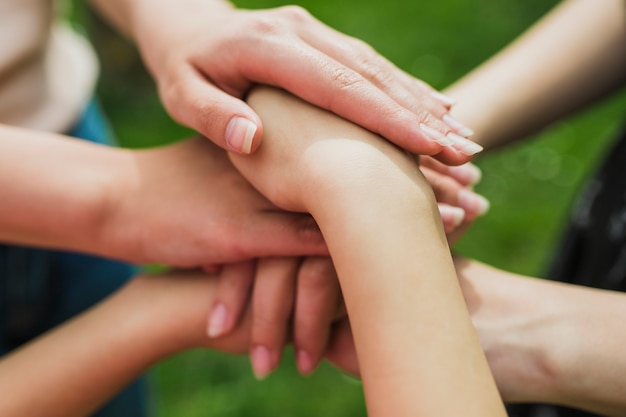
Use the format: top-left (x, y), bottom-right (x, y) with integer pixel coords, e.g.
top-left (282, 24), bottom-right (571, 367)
top-left (0, 270), bottom-right (251, 417)
top-left (445, 0), bottom-right (626, 149)
top-left (454, 257), bottom-right (626, 417)
top-left (0, 128), bottom-right (326, 265)
top-left (231, 87), bottom-right (506, 416)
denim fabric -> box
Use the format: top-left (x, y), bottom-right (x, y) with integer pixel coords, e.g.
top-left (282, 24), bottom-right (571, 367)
top-left (0, 100), bottom-right (148, 417)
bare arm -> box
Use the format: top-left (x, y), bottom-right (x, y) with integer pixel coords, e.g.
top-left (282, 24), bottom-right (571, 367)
top-left (0, 128), bottom-right (325, 265)
top-left (0, 270), bottom-right (251, 417)
top-left (455, 257), bottom-right (626, 417)
top-left (231, 87), bottom-right (506, 416)
top-left (445, 0), bottom-right (626, 149)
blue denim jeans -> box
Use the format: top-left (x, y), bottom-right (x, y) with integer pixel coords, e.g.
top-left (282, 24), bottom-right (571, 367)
top-left (0, 100), bottom-right (148, 417)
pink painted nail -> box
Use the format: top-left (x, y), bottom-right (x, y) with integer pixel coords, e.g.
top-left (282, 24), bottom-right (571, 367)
top-left (225, 117), bottom-right (257, 154)
top-left (251, 345), bottom-right (273, 380)
top-left (207, 303), bottom-right (228, 338)
top-left (297, 349), bottom-right (316, 376)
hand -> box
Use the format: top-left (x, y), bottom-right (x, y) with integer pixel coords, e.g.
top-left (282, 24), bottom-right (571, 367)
top-left (206, 257), bottom-right (344, 379)
top-left (131, 2), bottom-right (480, 163)
top-left (103, 137), bottom-right (327, 266)
top-left (419, 157), bottom-right (490, 243)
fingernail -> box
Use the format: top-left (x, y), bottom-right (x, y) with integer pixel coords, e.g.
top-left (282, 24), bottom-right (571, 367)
top-left (251, 345), bottom-right (273, 380)
top-left (439, 205), bottom-right (465, 228)
top-left (447, 133), bottom-right (483, 155)
top-left (225, 117), bottom-right (257, 154)
top-left (420, 123), bottom-right (453, 146)
top-left (207, 303), bottom-right (228, 338)
top-left (443, 114), bottom-right (474, 137)
top-left (431, 91), bottom-right (457, 107)
top-left (297, 349), bottom-right (316, 376)
top-left (449, 163), bottom-right (482, 185)
top-left (458, 189), bottom-right (490, 216)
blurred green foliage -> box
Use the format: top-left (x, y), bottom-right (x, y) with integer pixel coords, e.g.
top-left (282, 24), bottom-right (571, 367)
top-left (63, 0), bottom-right (626, 415)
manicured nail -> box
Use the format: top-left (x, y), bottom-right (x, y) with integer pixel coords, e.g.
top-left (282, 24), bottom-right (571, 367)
top-left (442, 114), bottom-right (474, 137)
top-left (251, 345), bottom-right (273, 380)
top-left (446, 133), bottom-right (483, 155)
top-left (420, 123), bottom-right (453, 146)
top-left (225, 117), bottom-right (257, 154)
top-left (297, 349), bottom-right (316, 376)
top-left (439, 205), bottom-right (465, 229)
top-left (458, 189), bottom-right (490, 216)
top-left (431, 91), bottom-right (457, 107)
top-left (207, 303), bottom-right (228, 338)
top-left (449, 163), bottom-right (482, 185)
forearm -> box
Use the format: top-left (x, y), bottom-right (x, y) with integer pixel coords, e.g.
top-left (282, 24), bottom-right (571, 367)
top-left (88, 0), bottom-right (233, 77)
top-left (239, 88), bottom-right (506, 416)
top-left (0, 125), bottom-right (129, 255)
top-left (445, 0), bottom-right (626, 149)
top-left (0, 272), bottom-right (250, 417)
top-left (455, 258), bottom-right (626, 416)
top-left (0, 280), bottom-right (166, 417)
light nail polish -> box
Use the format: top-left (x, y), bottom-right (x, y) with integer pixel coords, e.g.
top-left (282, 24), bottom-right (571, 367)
top-left (207, 303), bottom-right (228, 338)
top-left (420, 123), bottom-right (454, 146)
top-left (443, 114), bottom-right (475, 137)
top-left (458, 189), bottom-right (491, 216)
top-left (447, 133), bottom-right (484, 155)
top-left (225, 117), bottom-right (257, 154)
top-left (439, 205), bottom-right (465, 228)
top-left (450, 163), bottom-right (482, 185)
top-left (251, 345), bottom-right (273, 380)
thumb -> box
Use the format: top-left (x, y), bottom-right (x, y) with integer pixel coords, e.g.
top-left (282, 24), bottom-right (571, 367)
top-left (162, 67), bottom-right (263, 154)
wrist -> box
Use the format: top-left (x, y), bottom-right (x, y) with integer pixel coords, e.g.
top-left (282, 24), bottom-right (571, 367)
top-left (129, 0), bottom-right (234, 79)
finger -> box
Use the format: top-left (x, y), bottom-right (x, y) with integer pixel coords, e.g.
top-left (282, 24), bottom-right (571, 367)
top-left (223, 212), bottom-right (328, 263)
top-left (324, 318), bottom-right (360, 377)
top-left (421, 167), bottom-right (490, 220)
top-left (292, 257), bottom-right (340, 376)
top-left (303, 27), bottom-right (450, 119)
top-left (207, 260), bottom-right (255, 338)
top-left (420, 157), bottom-right (483, 186)
top-left (438, 204), bottom-right (466, 234)
top-left (296, 19), bottom-right (478, 144)
top-left (447, 220), bottom-right (473, 247)
top-left (160, 63), bottom-right (263, 155)
top-left (250, 257), bottom-right (300, 380)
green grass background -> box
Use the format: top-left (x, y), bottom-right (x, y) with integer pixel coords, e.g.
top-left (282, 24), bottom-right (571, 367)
top-left (64, 0), bottom-right (626, 415)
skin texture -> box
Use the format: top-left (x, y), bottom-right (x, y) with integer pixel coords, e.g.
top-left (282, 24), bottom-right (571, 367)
top-left (229, 87), bottom-right (506, 417)
top-left (0, 270), bottom-right (252, 417)
top-left (454, 257), bottom-right (626, 417)
top-left (89, 0), bottom-right (480, 163)
top-left (445, 0), bottom-right (626, 150)
top-left (0, 86), bottom-right (505, 416)
top-left (0, 127), bottom-right (328, 266)
top-left (432, 0), bottom-right (626, 413)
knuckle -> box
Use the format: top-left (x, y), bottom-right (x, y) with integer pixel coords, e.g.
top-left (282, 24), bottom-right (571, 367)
top-left (359, 58), bottom-right (394, 89)
top-left (329, 65), bottom-right (366, 93)
top-left (276, 5), bottom-right (312, 22)
top-left (248, 13), bottom-right (285, 37)
top-left (300, 259), bottom-right (335, 291)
